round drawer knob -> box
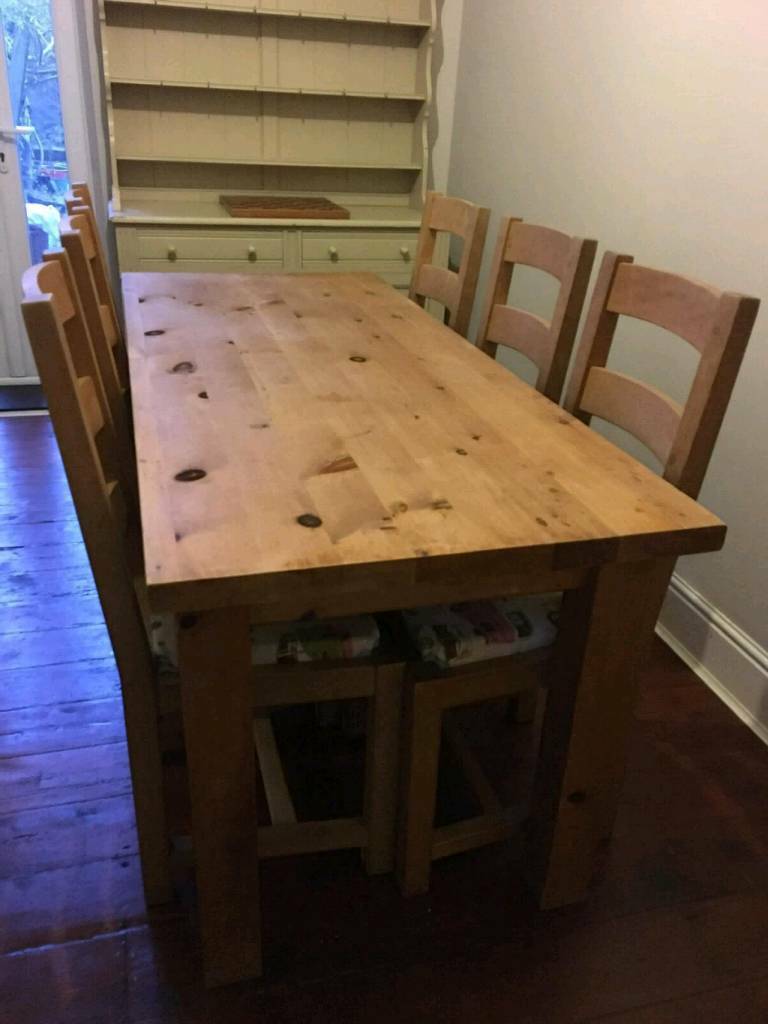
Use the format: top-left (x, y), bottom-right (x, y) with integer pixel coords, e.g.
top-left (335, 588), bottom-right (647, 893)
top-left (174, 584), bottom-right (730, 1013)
top-left (400, 246), bottom-right (411, 260)
top-left (328, 245), bottom-right (339, 261)
top-left (167, 246), bottom-right (177, 263)
top-left (247, 245), bottom-right (257, 263)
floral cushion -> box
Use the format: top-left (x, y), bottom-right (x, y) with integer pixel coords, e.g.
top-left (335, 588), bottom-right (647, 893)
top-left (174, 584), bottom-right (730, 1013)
top-left (149, 614), bottom-right (381, 673)
top-left (402, 593), bottom-right (561, 669)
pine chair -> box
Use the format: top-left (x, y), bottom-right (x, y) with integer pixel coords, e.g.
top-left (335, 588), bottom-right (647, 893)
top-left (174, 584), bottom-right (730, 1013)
top-left (21, 263), bottom-right (406, 924)
top-left (21, 258), bottom-right (168, 904)
top-left (56, 211), bottom-right (128, 410)
top-left (67, 182), bottom-right (107, 278)
top-left (409, 191), bottom-right (491, 338)
top-left (472, 219), bottom-right (596, 725)
top-left (43, 233), bottom-right (134, 495)
top-left (476, 218), bottom-right (597, 401)
top-left (397, 255), bottom-right (759, 898)
top-left (564, 252), bottom-right (760, 499)
top-left (65, 186), bottom-right (126, 387)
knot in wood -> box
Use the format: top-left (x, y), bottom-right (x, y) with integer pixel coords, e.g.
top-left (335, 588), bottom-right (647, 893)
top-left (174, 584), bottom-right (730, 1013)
top-left (174, 468), bottom-right (207, 482)
top-left (297, 513), bottom-right (323, 529)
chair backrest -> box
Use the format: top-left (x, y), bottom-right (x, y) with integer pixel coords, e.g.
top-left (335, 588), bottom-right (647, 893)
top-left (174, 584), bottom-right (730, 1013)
top-left (564, 252), bottom-right (760, 498)
top-left (409, 191), bottom-right (490, 338)
top-left (475, 218), bottom-right (597, 402)
top-left (20, 261), bottom-right (154, 684)
top-left (39, 244), bottom-right (135, 500)
top-left (66, 183), bottom-right (105, 273)
top-left (55, 211), bottom-right (131, 428)
top-left (65, 186), bottom-right (124, 375)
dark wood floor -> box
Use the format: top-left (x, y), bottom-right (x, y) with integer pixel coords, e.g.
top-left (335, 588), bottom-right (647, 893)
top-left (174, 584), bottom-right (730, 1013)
top-left (3, 414), bottom-right (768, 1023)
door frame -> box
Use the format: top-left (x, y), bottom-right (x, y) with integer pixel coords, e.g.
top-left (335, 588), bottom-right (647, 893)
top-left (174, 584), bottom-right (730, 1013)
top-left (0, 9), bottom-right (36, 382)
top-left (0, 0), bottom-right (107, 384)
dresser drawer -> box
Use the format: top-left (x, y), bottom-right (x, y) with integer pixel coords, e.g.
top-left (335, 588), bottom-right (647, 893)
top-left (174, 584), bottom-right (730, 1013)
top-left (301, 232), bottom-right (418, 266)
top-left (136, 230), bottom-right (284, 266)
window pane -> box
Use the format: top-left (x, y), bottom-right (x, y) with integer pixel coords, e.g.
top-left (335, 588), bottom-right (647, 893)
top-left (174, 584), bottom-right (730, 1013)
top-left (2, 0), bottom-right (70, 261)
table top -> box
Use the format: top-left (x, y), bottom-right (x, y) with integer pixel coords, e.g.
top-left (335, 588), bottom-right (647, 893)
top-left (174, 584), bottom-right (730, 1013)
top-left (123, 272), bottom-right (725, 615)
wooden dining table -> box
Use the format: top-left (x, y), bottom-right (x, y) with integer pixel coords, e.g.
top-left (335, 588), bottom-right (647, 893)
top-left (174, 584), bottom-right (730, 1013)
top-left (123, 270), bottom-right (726, 986)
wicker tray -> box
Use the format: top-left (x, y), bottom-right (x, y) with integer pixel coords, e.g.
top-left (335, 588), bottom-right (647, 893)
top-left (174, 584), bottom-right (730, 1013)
top-left (220, 195), bottom-right (351, 219)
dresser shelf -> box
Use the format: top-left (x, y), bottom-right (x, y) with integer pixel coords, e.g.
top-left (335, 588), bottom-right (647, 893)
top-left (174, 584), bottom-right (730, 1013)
top-left (99, 0), bottom-right (436, 285)
top-left (117, 155), bottom-right (422, 171)
top-left (103, 0), bottom-right (433, 31)
top-left (110, 77), bottom-right (427, 103)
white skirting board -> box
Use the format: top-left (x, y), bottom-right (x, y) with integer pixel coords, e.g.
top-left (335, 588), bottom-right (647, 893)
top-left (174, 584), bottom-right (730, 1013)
top-left (657, 573), bottom-right (768, 747)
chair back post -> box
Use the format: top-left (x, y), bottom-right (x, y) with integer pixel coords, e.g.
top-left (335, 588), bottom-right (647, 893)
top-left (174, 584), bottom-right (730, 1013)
top-left (66, 183), bottom-right (107, 281)
top-left (543, 236), bottom-right (599, 401)
top-left (476, 216), bottom-right (522, 360)
top-left (565, 251), bottom-right (760, 499)
top-left (410, 190), bottom-right (441, 293)
top-left (452, 202), bottom-right (491, 339)
top-left (478, 219), bottom-right (597, 401)
top-left (667, 292), bottom-right (759, 497)
top-left (563, 251), bottom-right (632, 418)
top-left (409, 191), bottom-right (491, 338)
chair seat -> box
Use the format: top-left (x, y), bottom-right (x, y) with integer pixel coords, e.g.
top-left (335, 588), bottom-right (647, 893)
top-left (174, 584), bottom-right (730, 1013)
top-left (150, 614), bottom-right (381, 674)
top-left (402, 594), bottom-right (560, 669)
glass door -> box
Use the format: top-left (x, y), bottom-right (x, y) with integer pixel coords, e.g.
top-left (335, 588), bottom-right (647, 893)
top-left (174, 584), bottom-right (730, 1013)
top-left (0, 0), bottom-right (70, 382)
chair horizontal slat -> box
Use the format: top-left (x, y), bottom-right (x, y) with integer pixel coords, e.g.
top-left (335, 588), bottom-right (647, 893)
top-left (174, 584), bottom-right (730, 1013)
top-left (581, 366), bottom-right (683, 466)
top-left (413, 648), bottom-right (548, 709)
top-left (431, 813), bottom-right (517, 861)
top-left (253, 715), bottom-right (297, 826)
top-left (414, 264), bottom-right (458, 313)
top-left (258, 818), bottom-right (367, 858)
top-left (427, 194), bottom-right (477, 236)
top-left (77, 375), bottom-right (105, 437)
top-left (608, 262), bottom-right (721, 354)
top-left (171, 818), bottom-right (369, 863)
top-left (487, 304), bottom-right (551, 368)
top-left (252, 664), bottom-right (376, 707)
top-left (504, 221), bottom-right (576, 280)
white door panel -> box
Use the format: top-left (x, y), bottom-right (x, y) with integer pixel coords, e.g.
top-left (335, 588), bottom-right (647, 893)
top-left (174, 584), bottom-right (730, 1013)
top-left (0, 31), bottom-right (35, 381)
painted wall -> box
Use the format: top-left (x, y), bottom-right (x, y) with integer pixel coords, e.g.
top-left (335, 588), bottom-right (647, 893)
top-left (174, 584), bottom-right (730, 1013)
top-left (448, 1), bottom-right (768, 734)
top-left (431, 0), bottom-right (465, 191)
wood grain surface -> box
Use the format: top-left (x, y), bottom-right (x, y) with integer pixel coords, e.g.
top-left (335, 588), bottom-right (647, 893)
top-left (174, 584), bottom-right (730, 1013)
top-left (123, 272), bottom-right (725, 615)
top-left (220, 195), bottom-right (351, 219)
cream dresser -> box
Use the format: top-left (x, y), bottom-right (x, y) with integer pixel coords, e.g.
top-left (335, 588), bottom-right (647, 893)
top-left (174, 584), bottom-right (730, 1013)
top-left (98, 0), bottom-right (437, 289)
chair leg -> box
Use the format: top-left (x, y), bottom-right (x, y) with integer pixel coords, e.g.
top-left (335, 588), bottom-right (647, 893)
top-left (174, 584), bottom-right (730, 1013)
top-left (507, 686), bottom-right (539, 724)
top-left (396, 681), bottom-right (442, 897)
top-left (123, 684), bottom-right (172, 906)
top-left (363, 664), bottom-right (403, 875)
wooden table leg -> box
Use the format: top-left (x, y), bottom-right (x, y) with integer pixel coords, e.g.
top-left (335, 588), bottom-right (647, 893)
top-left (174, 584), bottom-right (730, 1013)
top-left (527, 557), bottom-right (676, 909)
top-left (396, 680), bottom-right (442, 896)
top-left (178, 607), bottom-right (261, 987)
top-left (363, 663), bottom-right (404, 876)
